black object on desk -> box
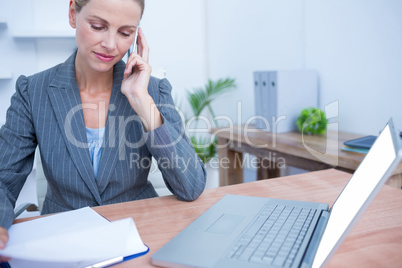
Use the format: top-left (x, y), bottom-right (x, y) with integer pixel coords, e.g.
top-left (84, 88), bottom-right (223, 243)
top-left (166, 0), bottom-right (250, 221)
top-left (344, 135), bottom-right (377, 150)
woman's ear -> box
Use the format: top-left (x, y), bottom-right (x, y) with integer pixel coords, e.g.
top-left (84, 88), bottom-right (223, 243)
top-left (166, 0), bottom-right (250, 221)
top-left (68, 0), bottom-right (77, 29)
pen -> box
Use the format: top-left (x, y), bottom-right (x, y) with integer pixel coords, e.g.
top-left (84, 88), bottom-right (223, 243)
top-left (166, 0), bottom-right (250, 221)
top-left (84, 256), bottom-right (124, 268)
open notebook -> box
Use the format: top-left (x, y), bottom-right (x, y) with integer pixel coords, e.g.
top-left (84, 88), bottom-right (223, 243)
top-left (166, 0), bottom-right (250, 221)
top-left (0, 207), bottom-right (149, 268)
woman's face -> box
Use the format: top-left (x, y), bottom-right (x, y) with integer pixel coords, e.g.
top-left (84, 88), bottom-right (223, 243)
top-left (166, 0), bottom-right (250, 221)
top-left (69, 0), bottom-right (141, 73)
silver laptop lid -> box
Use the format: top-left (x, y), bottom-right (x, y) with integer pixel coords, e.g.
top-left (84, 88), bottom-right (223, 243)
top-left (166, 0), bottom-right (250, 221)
top-left (313, 118), bottom-right (402, 267)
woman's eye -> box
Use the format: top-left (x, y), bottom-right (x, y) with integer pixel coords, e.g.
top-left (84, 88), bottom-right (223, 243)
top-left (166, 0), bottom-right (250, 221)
top-left (120, 32), bottom-right (131, 37)
top-left (91, 25), bottom-right (104, 31)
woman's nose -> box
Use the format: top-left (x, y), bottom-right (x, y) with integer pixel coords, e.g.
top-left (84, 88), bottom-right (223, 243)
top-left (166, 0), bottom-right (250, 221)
top-left (100, 32), bottom-right (117, 51)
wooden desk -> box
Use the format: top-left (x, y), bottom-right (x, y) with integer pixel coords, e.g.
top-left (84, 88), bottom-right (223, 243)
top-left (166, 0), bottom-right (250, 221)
top-left (212, 125), bottom-right (402, 188)
top-left (15, 169), bottom-right (400, 267)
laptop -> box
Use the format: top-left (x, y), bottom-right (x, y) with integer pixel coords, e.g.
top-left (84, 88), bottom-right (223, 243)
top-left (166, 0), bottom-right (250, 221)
top-left (152, 118), bottom-right (402, 268)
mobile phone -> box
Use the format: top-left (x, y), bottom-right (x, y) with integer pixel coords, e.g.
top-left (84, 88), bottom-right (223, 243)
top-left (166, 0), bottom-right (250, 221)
top-left (128, 22), bottom-right (140, 57)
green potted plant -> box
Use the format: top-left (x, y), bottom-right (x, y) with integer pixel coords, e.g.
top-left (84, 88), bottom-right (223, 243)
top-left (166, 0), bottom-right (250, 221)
top-left (185, 78), bottom-right (237, 163)
top-left (296, 107), bottom-right (328, 135)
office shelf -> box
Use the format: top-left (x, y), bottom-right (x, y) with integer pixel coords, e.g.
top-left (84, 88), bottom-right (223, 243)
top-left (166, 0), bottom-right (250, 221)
top-left (13, 30), bottom-right (75, 39)
top-left (0, 72), bottom-right (12, 80)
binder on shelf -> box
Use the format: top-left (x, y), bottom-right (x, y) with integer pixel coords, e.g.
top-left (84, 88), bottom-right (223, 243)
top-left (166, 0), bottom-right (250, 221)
top-left (253, 70), bottom-right (318, 133)
top-left (253, 72), bottom-right (263, 129)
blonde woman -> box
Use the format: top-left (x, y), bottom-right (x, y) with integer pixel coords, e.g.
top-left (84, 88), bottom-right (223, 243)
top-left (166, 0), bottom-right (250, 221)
top-left (0, 0), bottom-right (206, 259)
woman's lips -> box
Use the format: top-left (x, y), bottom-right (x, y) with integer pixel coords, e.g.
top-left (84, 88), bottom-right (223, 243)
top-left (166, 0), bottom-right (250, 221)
top-left (94, 52), bottom-right (115, 62)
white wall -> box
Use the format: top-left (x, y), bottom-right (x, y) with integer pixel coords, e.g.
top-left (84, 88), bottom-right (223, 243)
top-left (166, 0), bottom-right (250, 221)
top-left (206, 0), bottom-right (402, 135)
top-left (1, 0), bottom-right (401, 135)
top-left (0, 0), bottom-right (35, 125)
top-left (0, 0), bottom-right (207, 125)
top-left (206, 0), bottom-right (306, 128)
top-left (141, 0), bottom-right (207, 112)
top-left (0, 0), bottom-right (76, 125)
top-left (304, 0), bottom-right (402, 134)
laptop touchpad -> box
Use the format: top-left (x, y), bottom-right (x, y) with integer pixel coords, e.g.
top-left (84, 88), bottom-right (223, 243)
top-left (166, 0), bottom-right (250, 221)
top-left (205, 214), bottom-right (244, 235)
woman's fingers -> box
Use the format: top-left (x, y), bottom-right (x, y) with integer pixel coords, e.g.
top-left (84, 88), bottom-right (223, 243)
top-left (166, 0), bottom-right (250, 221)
top-left (0, 227), bottom-right (8, 249)
top-left (125, 28), bottom-right (149, 78)
top-left (122, 27), bottom-right (152, 98)
top-left (137, 28), bottom-right (149, 63)
top-left (127, 28), bottom-right (149, 63)
top-left (0, 227), bottom-right (10, 262)
top-left (124, 53), bottom-right (149, 79)
top-left (124, 56), bottom-right (138, 79)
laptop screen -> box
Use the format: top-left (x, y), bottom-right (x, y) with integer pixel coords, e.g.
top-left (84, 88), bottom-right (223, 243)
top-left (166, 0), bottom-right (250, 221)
top-left (313, 122), bottom-right (399, 267)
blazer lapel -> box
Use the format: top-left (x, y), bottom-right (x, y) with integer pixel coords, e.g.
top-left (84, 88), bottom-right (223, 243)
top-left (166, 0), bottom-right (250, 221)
top-left (96, 61), bottom-right (138, 194)
top-left (46, 52), bottom-right (102, 205)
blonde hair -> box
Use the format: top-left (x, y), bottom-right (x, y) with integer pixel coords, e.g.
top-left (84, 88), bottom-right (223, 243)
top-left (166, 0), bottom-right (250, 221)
top-left (74, 0), bottom-right (145, 17)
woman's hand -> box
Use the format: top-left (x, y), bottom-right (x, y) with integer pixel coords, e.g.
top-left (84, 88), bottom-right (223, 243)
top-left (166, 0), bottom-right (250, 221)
top-left (121, 28), bottom-right (162, 131)
top-left (0, 227), bottom-right (10, 262)
top-left (121, 27), bottom-right (152, 99)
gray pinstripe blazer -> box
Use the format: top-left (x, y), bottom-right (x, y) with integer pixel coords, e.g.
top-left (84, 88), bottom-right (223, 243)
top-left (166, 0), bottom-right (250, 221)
top-left (0, 52), bottom-right (206, 228)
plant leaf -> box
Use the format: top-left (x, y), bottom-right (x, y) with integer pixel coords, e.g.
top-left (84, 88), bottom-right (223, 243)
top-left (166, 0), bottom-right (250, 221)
top-left (205, 78), bottom-right (236, 98)
top-left (190, 135), bottom-right (217, 163)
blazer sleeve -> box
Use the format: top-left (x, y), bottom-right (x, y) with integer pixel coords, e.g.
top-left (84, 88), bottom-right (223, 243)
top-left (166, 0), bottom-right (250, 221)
top-left (0, 76), bottom-right (37, 229)
top-left (143, 78), bottom-right (206, 201)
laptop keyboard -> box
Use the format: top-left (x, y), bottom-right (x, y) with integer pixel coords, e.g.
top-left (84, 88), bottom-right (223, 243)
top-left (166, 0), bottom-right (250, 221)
top-left (226, 204), bottom-right (316, 267)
